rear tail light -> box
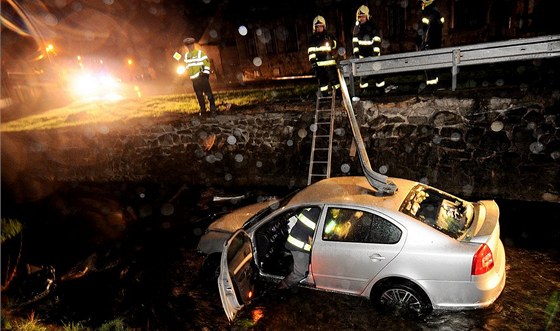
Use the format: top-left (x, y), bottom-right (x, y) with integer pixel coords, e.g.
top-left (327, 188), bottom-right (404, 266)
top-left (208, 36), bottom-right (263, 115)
top-left (472, 244), bottom-right (494, 275)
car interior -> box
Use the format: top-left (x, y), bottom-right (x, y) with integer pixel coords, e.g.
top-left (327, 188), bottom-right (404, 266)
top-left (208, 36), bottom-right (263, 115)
top-left (253, 208), bottom-right (302, 277)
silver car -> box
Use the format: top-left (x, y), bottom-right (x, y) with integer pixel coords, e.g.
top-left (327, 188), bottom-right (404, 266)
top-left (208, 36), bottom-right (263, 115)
top-left (197, 176), bottom-right (506, 322)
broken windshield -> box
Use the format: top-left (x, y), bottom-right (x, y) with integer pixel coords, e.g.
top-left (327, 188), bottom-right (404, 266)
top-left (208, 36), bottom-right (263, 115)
top-left (399, 184), bottom-right (474, 239)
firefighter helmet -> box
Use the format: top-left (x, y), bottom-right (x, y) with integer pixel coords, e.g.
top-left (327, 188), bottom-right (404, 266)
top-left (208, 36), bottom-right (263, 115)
top-left (421, 0), bottom-right (434, 10)
top-left (356, 5), bottom-right (370, 21)
top-left (313, 15), bottom-right (326, 32)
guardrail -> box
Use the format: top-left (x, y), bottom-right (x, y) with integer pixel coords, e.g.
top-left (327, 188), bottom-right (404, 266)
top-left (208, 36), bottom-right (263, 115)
top-left (339, 34), bottom-right (560, 95)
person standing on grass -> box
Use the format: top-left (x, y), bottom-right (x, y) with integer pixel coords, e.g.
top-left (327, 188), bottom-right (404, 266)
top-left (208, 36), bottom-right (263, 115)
top-left (183, 37), bottom-right (217, 116)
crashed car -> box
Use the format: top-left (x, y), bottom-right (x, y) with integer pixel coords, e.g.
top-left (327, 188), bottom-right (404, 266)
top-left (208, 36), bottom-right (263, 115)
top-left (197, 176), bottom-right (506, 322)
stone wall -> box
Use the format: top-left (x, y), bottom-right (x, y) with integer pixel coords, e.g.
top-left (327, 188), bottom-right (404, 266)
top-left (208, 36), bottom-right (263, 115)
top-left (2, 91), bottom-right (559, 202)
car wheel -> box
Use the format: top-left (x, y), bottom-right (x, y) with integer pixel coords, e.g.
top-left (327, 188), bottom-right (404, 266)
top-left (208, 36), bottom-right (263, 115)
top-left (372, 281), bottom-right (431, 318)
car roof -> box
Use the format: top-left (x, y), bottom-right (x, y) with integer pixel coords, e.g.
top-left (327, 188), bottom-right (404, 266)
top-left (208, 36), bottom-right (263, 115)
top-left (286, 176), bottom-right (418, 211)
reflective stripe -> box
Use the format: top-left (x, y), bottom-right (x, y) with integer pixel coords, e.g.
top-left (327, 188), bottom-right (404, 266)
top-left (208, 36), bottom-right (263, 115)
top-left (440, 17), bottom-right (445, 24)
top-left (422, 17), bottom-right (430, 24)
top-left (287, 235), bottom-right (312, 251)
top-left (373, 47), bottom-right (380, 54)
top-left (190, 72), bottom-right (200, 79)
top-left (357, 40), bottom-right (374, 46)
top-left (427, 77), bottom-right (439, 85)
top-left (353, 47), bottom-right (359, 54)
top-left (373, 36), bottom-right (381, 42)
top-left (309, 53), bottom-right (317, 60)
top-left (359, 82), bottom-right (369, 88)
top-left (173, 52), bottom-right (182, 61)
top-left (317, 59), bottom-right (336, 66)
top-left (298, 213), bottom-right (316, 230)
top-left (352, 37), bottom-right (359, 43)
top-left (376, 81), bottom-right (386, 87)
top-left (308, 45), bottom-right (332, 53)
top-left (320, 85), bottom-right (329, 92)
top-left (186, 61), bottom-right (205, 68)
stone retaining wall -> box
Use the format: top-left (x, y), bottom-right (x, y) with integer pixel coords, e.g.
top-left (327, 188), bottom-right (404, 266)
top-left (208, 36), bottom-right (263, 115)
top-left (2, 91), bottom-right (559, 202)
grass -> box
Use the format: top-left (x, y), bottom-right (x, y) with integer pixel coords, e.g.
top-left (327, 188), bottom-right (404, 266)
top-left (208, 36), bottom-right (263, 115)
top-left (0, 84), bottom-right (316, 132)
top-left (0, 311), bottom-right (129, 331)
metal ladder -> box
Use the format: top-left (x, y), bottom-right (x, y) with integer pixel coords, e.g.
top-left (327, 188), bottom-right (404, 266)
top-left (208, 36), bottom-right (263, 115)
top-left (307, 89), bottom-right (336, 185)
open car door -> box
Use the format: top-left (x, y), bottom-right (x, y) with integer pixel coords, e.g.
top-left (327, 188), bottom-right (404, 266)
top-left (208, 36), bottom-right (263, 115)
top-left (218, 229), bottom-right (256, 322)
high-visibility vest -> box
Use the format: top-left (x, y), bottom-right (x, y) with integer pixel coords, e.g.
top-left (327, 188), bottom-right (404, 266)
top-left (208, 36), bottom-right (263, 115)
top-left (184, 49), bottom-right (211, 79)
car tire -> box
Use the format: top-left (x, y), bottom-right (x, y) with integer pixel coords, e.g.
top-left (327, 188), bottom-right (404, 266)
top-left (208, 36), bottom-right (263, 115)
top-left (371, 281), bottom-right (431, 318)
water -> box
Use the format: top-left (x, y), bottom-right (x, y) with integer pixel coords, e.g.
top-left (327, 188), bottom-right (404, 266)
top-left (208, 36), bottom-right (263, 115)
top-left (1, 183), bottom-right (558, 330)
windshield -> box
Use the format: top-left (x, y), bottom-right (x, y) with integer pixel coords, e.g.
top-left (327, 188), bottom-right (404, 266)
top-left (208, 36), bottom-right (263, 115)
top-left (242, 190), bottom-right (300, 230)
top-left (399, 184), bottom-right (475, 239)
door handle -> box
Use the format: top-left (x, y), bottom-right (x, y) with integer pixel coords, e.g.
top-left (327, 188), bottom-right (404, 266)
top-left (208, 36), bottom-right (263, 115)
top-left (369, 253), bottom-right (385, 262)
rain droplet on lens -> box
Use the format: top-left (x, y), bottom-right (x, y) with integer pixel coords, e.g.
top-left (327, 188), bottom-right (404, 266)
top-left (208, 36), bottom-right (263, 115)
top-left (551, 151), bottom-right (560, 160)
top-left (199, 131), bottom-right (208, 139)
top-left (160, 203), bottom-right (174, 216)
top-left (432, 135), bottom-right (442, 144)
top-left (450, 132), bottom-right (461, 142)
top-left (235, 154), bottom-right (244, 162)
top-left (206, 155), bottom-right (216, 163)
top-left (227, 135), bottom-right (237, 145)
top-left (529, 142), bottom-right (544, 154)
top-left (238, 25), bottom-right (248, 36)
top-left (341, 163), bottom-right (350, 173)
top-left (379, 165), bottom-right (388, 174)
top-left (298, 128), bottom-right (307, 138)
top-left (224, 173), bottom-right (232, 181)
top-left (286, 140), bottom-right (293, 146)
top-left (496, 79), bottom-right (504, 87)
top-left (256, 161), bottom-right (263, 168)
top-left (491, 121), bottom-right (504, 132)
top-left (253, 57), bottom-right (262, 67)
top-left (310, 124), bottom-right (318, 132)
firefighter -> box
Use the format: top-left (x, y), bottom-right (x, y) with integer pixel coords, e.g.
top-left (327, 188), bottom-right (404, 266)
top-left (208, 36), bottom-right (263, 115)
top-left (352, 5), bottom-right (386, 93)
top-left (418, 0), bottom-right (444, 88)
top-left (183, 37), bottom-right (217, 116)
top-left (308, 16), bottom-right (340, 97)
top-left (278, 207), bottom-right (321, 290)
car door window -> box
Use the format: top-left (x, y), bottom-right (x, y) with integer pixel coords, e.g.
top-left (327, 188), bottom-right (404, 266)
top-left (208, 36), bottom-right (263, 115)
top-left (322, 207), bottom-right (401, 244)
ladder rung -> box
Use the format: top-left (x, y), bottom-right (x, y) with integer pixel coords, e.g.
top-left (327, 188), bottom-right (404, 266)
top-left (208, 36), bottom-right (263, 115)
top-left (311, 174), bottom-right (328, 177)
top-left (312, 161), bottom-right (328, 164)
top-left (314, 148), bottom-right (329, 151)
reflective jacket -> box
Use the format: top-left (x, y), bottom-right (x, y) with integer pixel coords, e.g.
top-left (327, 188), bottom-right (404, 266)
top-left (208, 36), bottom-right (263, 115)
top-left (352, 19), bottom-right (382, 58)
top-left (286, 207), bottom-right (320, 253)
top-left (419, 4), bottom-right (443, 50)
top-left (184, 49), bottom-right (211, 80)
top-left (307, 32), bottom-right (337, 69)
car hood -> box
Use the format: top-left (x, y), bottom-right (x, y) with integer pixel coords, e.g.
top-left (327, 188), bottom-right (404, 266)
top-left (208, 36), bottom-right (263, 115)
top-left (207, 200), bottom-right (278, 233)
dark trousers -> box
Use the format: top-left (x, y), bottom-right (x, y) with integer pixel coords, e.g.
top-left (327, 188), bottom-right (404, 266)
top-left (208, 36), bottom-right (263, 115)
top-left (278, 250), bottom-right (310, 289)
top-left (192, 74), bottom-right (217, 113)
top-left (315, 66), bottom-right (339, 94)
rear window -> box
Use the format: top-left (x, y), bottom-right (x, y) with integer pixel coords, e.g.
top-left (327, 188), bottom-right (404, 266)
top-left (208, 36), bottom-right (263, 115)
top-left (399, 184), bottom-right (474, 239)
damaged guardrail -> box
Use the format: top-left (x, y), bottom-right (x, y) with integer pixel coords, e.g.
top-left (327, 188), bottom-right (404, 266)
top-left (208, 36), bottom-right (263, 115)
top-left (340, 34), bottom-right (560, 94)
top-left (337, 68), bottom-right (397, 195)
